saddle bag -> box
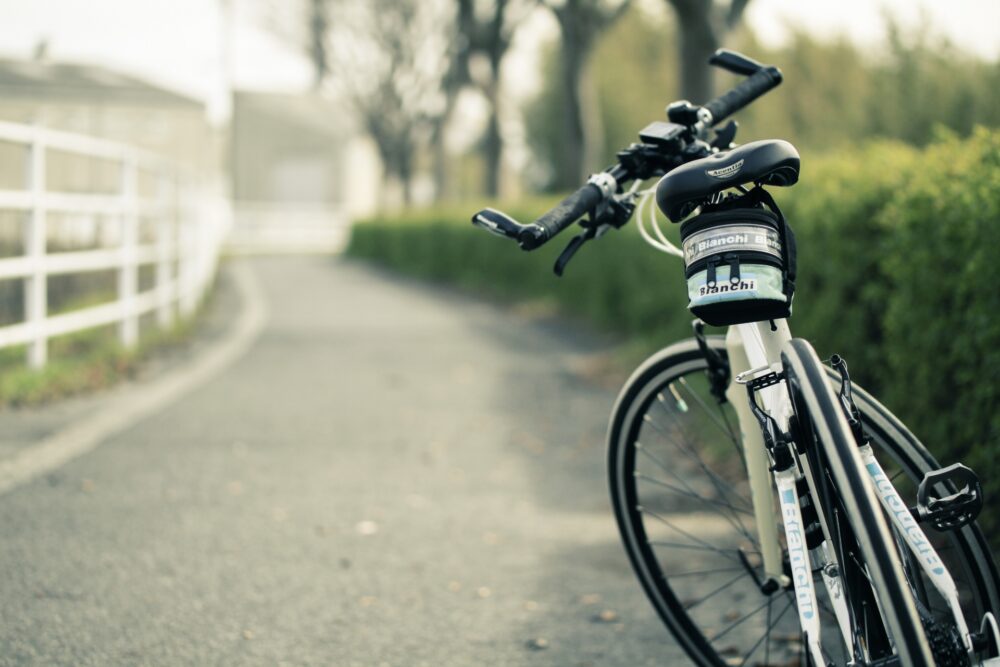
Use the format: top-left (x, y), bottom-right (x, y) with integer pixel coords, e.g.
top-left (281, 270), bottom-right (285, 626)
top-left (679, 188), bottom-right (796, 326)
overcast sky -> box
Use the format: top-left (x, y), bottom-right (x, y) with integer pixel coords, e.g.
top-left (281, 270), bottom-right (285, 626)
top-left (745, 0), bottom-right (1000, 58)
top-left (0, 0), bottom-right (996, 123)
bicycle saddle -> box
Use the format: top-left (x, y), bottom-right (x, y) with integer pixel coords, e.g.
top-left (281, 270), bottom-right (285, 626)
top-left (656, 139), bottom-right (800, 222)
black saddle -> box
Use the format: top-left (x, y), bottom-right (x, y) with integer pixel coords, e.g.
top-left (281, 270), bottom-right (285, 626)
top-left (656, 139), bottom-right (800, 222)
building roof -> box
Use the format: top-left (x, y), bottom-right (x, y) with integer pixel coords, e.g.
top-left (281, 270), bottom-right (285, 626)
top-left (0, 58), bottom-right (203, 108)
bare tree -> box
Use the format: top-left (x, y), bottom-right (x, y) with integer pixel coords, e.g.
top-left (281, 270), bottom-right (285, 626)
top-left (540, 0), bottom-right (631, 189)
top-left (665, 0), bottom-right (751, 103)
top-left (302, 0), bottom-right (533, 201)
top-left (454, 0), bottom-right (533, 197)
top-left (422, 0), bottom-right (531, 200)
top-left (308, 0), bottom-right (329, 89)
top-left (425, 3), bottom-right (475, 201)
top-left (318, 0), bottom-right (453, 205)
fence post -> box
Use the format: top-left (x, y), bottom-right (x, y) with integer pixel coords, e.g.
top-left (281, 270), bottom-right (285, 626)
top-left (178, 178), bottom-right (197, 317)
top-left (24, 131), bottom-right (47, 369)
top-left (118, 154), bottom-right (139, 348)
top-left (155, 173), bottom-right (174, 328)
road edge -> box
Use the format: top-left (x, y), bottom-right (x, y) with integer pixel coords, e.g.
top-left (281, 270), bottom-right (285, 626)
top-left (0, 260), bottom-right (268, 496)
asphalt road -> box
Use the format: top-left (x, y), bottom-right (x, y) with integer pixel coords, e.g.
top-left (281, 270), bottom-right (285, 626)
top-left (0, 256), bottom-right (690, 666)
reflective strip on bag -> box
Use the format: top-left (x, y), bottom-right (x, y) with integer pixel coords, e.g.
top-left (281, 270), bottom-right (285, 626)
top-left (682, 224), bottom-right (782, 266)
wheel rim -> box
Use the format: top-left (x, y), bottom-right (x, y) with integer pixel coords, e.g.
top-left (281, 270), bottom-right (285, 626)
top-left (613, 355), bottom-right (805, 666)
top-left (610, 342), bottom-right (998, 667)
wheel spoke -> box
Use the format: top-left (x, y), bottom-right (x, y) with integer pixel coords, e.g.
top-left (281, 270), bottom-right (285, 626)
top-left (647, 539), bottom-right (741, 562)
top-left (739, 597), bottom-right (794, 667)
top-left (635, 443), bottom-right (758, 548)
top-left (634, 455), bottom-right (759, 550)
top-left (642, 411), bottom-right (755, 524)
top-left (644, 412), bottom-right (756, 543)
top-left (848, 552), bottom-right (874, 586)
top-left (641, 505), bottom-right (748, 567)
top-left (675, 377), bottom-right (742, 449)
top-left (635, 471), bottom-right (754, 517)
top-left (682, 570), bottom-right (750, 610)
top-left (649, 399), bottom-right (751, 515)
top-left (663, 566), bottom-right (745, 579)
top-left (712, 597), bottom-right (773, 642)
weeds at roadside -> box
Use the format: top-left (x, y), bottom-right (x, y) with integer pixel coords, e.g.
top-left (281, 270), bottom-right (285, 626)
top-left (0, 282), bottom-right (215, 408)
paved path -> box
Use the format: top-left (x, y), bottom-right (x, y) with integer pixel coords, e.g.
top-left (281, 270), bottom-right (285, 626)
top-left (0, 256), bottom-right (689, 666)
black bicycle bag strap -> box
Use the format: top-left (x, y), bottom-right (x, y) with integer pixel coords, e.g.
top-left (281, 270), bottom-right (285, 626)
top-left (749, 186), bottom-right (796, 295)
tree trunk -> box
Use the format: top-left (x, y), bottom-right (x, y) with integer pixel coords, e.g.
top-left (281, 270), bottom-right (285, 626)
top-left (431, 128), bottom-right (449, 201)
top-left (483, 101), bottom-right (502, 197)
top-left (557, 26), bottom-right (589, 190)
top-left (429, 87), bottom-right (461, 201)
top-left (579, 55), bottom-right (604, 174)
top-left (308, 0), bottom-right (329, 89)
top-left (377, 163), bottom-right (394, 212)
top-left (398, 162), bottom-right (413, 206)
top-left (549, 0), bottom-right (632, 189)
top-left (482, 61), bottom-right (502, 198)
top-left (670, 0), bottom-right (718, 104)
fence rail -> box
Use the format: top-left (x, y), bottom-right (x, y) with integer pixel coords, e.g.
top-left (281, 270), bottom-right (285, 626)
top-left (0, 120), bottom-right (228, 368)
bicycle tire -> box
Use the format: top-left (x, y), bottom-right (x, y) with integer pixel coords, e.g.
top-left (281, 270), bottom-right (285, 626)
top-left (608, 336), bottom-right (998, 666)
top-left (782, 338), bottom-right (933, 665)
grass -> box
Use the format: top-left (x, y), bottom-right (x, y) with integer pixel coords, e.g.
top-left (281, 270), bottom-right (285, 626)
top-left (0, 285), bottom-right (213, 408)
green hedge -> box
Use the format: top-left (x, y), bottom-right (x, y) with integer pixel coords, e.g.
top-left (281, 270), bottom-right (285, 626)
top-left (348, 128), bottom-right (1000, 548)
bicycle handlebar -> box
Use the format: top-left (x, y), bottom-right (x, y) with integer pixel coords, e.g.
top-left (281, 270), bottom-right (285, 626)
top-left (524, 180), bottom-right (606, 248)
top-left (472, 172), bottom-right (617, 250)
top-left (702, 64), bottom-right (782, 126)
top-left (471, 49), bottom-right (784, 254)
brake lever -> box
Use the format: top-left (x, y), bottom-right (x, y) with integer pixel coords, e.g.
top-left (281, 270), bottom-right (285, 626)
top-left (552, 197), bottom-right (635, 276)
top-left (553, 225), bottom-right (598, 276)
top-left (710, 120), bottom-right (738, 150)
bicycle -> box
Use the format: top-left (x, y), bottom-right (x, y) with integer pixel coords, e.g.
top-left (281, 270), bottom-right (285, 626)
top-left (471, 50), bottom-right (1000, 666)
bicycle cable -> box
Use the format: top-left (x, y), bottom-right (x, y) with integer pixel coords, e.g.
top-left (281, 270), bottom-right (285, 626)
top-left (635, 184), bottom-right (684, 258)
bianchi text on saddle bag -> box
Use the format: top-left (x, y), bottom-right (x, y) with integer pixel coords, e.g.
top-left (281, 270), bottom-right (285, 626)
top-left (679, 189), bottom-right (796, 326)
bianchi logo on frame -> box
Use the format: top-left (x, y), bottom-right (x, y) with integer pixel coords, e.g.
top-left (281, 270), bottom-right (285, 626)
top-left (706, 159), bottom-right (744, 179)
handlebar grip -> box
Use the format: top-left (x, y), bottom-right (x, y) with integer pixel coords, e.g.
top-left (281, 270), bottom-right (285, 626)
top-left (520, 183), bottom-right (604, 250)
top-left (703, 65), bottom-right (782, 126)
top-left (472, 208), bottom-right (524, 241)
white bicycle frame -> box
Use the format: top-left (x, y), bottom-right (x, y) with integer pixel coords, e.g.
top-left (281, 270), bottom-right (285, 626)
top-left (723, 319), bottom-right (981, 664)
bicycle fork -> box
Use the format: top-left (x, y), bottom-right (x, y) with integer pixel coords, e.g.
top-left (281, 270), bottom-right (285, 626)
top-left (726, 322), bottom-right (828, 667)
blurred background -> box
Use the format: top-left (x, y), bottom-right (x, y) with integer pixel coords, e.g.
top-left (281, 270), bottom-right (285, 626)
top-left (0, 0), bottom-right (1000, 664)
top-left (0, 0), bottom-right (997, 535)
top-left (2, 0), bottom-right (998, 207)
top-left (0, 0), bottom-right (998, 655)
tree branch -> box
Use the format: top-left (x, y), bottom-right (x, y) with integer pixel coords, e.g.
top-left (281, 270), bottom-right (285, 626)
top-left (725, 0), bottom-right (751, 29)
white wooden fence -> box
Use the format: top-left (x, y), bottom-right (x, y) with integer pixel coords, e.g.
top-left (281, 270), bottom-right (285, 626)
top-left (0, 120), bottom-right (229, 369)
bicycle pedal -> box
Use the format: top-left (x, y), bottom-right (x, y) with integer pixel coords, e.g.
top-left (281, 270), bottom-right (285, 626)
top-left (912, 463), bottom-right (983, 531)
